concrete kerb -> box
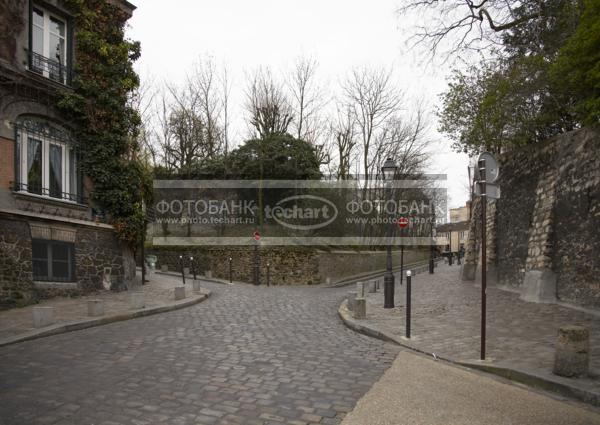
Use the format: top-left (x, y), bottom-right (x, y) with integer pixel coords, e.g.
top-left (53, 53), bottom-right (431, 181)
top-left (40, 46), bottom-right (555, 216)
top-left (155, 270), bottom-right (241, 286)
top-left (337, 299), bottom-right (600, 408)
top-left (0, 291), bottom-right (211, 348)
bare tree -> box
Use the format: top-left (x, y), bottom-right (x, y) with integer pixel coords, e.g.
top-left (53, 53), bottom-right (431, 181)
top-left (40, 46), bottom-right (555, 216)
top-left (220, 63), bottom-right (231, 154)
top-left (329, 105), bottom-right (357, 180)
top-left (397, 0), bottom-right (543, 57)
top-left (245, 67), bottom-right (293, 139)
top-left (342, 66), bottom-right (403, 184)
top-left (130, 75), bottom-right (158, 165)
top-left (287, 56), bottom-right (327, 143)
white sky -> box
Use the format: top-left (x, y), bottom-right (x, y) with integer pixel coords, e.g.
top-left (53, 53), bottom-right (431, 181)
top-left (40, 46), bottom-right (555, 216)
top-left (127, 0), bottom-right (471, 208)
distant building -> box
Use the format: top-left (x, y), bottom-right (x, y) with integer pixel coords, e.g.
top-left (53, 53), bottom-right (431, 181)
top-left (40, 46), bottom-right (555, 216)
top-left (436, 201), bottom-right (471, 252)
top-left (0, 0), bottom-right (137, 308)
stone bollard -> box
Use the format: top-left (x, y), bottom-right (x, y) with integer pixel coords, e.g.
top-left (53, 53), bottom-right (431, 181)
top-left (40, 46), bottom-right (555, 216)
top-left (87, 300), bottom-right (104, 317)
top-left (354, 298), bottom-right (366, 320)
top-left (368, 280), bottom-right (377, 293)
top-left (356, 281), bottom-right (365, 299)
top-left (130, 291), bottom-right (145, 309)
top-left (347, 291), bottom-right (357, 312)
top-left (183, 267), bottom-right (190, 277)
top-left (192, 280), bottom-right (202, 293)
top-left (174, 286), bottom-right (186, 301)
top-left (205, 270), bottom-right (212, 279)
top-left (32, 306), bottom-right (54, 328)
top-left (376, 280), bottom-right (380, 290)
top-left (161, 264), bottom-right (168, 272)
top-left (553, 325), bottom-right (590, 377)
top-left (102, 267), bottom-right (112, 291)
top-left (326, 277), bottom-right (331, 285)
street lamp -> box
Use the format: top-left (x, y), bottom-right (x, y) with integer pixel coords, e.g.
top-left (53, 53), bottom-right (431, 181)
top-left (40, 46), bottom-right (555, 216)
top-left (382, 157), bottom-right (398, 309)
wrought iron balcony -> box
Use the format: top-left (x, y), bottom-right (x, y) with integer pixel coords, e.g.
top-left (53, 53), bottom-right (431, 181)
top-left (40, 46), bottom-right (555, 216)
top-left (28, 51), bottom-right (72, 85)
top-left (13, 182), bottom-right (87, 205)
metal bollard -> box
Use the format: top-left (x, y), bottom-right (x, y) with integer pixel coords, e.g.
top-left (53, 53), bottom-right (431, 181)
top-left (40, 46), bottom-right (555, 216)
top-left (406, 270), bottom-right (412, 339)
top-left (266, 262), bottom-right (271, 287)
top-left (179, 255), bottom-right (186, 285)
top-left (229, 256), bottom-right (233, 283)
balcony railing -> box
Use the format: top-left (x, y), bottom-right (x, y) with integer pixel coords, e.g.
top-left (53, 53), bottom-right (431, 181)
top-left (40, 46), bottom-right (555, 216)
top-left (28, 51), bottom-right (72, 85)
top-left (13, 182), bottom-right (87, 205)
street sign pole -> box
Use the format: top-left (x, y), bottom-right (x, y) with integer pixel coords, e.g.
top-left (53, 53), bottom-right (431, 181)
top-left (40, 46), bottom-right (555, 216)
top-left (479, 158), bottom-right (487, 361)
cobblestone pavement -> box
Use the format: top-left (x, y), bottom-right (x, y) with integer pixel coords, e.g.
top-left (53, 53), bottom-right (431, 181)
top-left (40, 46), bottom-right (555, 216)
top-left (0, 280), bottom-right (400, 425)
top-left (360, 263), bottom-right (600, 391)
top-left (0, 272), bottom-right (206, 341)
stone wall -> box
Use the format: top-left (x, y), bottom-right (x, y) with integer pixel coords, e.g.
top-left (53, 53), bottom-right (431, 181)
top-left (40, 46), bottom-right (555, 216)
top-left (464, 127), bottom-right (600, 307)
top-left (0, 211), bottom-right (135, 306)
top-left (146, 246), bottom-right (428, 286)
top-left (0, 217), bottom-right (35, 309)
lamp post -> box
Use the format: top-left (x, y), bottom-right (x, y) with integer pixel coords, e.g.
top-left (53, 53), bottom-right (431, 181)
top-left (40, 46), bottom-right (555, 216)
top-left (429, 210), bottom-right (435, 274)
top-left (382, 157), bottom-right (398, 309)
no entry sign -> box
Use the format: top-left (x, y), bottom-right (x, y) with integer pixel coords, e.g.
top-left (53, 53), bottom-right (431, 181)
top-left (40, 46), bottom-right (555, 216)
top-left (398, 217), bottom-right (409, 228)
top-left (253, 231), bottom-right (261, 241)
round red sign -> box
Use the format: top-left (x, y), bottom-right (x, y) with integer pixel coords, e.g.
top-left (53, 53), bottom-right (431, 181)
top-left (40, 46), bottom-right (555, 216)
top-left (398, 217), bottom-right (409, 228)
top-left (253, 231), bottom-right (261, 241)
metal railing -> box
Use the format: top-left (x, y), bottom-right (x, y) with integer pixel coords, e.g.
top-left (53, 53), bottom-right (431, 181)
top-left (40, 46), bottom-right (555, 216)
top-left (28, 51), bottom-right (72, 85)
top-left (13, 182), bottom-right (86, 205)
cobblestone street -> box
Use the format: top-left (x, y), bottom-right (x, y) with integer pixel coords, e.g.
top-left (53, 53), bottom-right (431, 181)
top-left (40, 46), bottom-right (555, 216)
top-left (0, 281), bottom-right (399, 425)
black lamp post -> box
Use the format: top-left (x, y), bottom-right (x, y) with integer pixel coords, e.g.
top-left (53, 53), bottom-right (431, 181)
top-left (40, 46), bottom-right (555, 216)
top-left (382, 157), bottom-right (398, 309)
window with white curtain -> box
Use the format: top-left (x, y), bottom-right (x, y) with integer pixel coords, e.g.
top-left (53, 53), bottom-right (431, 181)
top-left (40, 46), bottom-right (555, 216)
top-left (15, 120), bottom-right (80, 203)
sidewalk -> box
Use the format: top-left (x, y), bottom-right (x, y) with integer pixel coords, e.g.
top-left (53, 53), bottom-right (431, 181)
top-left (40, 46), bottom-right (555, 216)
top-left (0, 271), bottom-right (210, 346)
top-left (339, 263), bottom-right (600, 406)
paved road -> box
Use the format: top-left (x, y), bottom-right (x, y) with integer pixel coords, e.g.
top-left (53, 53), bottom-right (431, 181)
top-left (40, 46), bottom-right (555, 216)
top-left (343, 351), bottom-right (600, 425)
top-left (0, 280), bottom-right (399, 425)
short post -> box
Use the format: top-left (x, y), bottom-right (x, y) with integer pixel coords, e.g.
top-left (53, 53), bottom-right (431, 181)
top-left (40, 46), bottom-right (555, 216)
top-left (87, 300), bottom-right (104, 317)
top-left (347, 291), bottom-right (357, 311)
top-left (161, 264), bottom-right (168, 272)
top-left (266, 262), bottom-right (271, 287)
top-left (32, 306), bottom-right (54, 328)
top-left (406, 270), bottom-right (412, 339)
top-left (356, 281), bottom-right (365, 299)
top-left (229, 256), bottom-right (233, 283)
top-left (326, 277), bottom-right (331, 285)
top-left (192, 279), bottom-right (201, 293)
top-left (354, 297), bottom-right (366, 319)
top-left (190, 256), bottom-right (196, 280)
top-left (130, 291), bottom-right (145, 309)
top-left (368, 280), bottom-right (377, 293)
top-left (179, 255), bottom-right (186, 285)
top-left (174, 286), bottom-right (186, 301)
top-left (553, 325), bottom-right (590, 377)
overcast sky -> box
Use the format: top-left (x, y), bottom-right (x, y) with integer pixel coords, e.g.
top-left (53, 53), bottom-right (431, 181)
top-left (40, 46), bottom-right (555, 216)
top-left (127, 0), bottom-right (471, 209)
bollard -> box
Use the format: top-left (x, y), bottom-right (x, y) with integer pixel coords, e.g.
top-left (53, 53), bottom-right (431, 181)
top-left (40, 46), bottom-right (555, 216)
top-left (354, 298), bottom-right (366, 319)
top-left (326, 277), bottom-right (331, 285)
top-left (32, 306), bottom-right (54, 328)
top-left (87, 300), bottom-right (104, 317)
top-left (347, 291), bottom-right (357, 311)
top-left (183, 267), bottom-right (190, 277)
top-left (376, 280), bottom-right (380, 290)
top-left (192, 280), bottom-right (201, 293)
top-left (102, 267), bottom-right (112, 290)
top-left (174, 286), bottom-right (186, 300)
top-left (266, 262), bottom-right (271, 287)
top-left (161, 264), bottom-right (168, 272)
top-left (356, 281), bottom-right (365, 299)
top-left (206, 270), bottom-right (212, 279)
top-left (406, 271), bottom-right (412, 339)
top-left (130, 291), bottom-right (145, 309)
top-left (368, 280), bottom-right (377, 293)
top-left (553, 325), bottom-right (589, 377)
top-left (229, 257), bottom-right (233, 283)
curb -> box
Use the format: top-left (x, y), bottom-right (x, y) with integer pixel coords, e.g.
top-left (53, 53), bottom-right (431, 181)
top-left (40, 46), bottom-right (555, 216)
top-left (0, 290), bottom-right (211, 348)
top-left (154, 271), bottom-right (240, 286)
top-left (338, 300), bottom-right (600, 408)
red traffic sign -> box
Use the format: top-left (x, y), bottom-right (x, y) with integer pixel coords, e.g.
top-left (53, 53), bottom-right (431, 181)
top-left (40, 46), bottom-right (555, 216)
top-left (398, 217), bottom-right (409, 228)
top-left (253, 231), bottom-right (261, 241)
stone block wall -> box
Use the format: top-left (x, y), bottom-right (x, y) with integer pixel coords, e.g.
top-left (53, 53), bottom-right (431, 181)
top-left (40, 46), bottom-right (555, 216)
top-left (464, 127), bottom-right (600, 307)
top-left (146, 246), bottom-right (427, 286)
top-left (0, 217), bottom-right (35, 309)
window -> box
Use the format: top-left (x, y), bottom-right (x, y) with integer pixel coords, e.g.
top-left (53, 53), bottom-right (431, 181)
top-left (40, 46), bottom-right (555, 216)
top-left (29, 5), bottom-right (70, 84)
top-left (32, 239), bottom-right (75, 282)
top-left (15, 120), bottom-right (81, 203)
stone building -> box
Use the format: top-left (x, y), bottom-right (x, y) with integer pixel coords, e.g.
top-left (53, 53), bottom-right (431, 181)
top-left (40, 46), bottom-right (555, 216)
top-left (0, 0), bottom-right (137, 309)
